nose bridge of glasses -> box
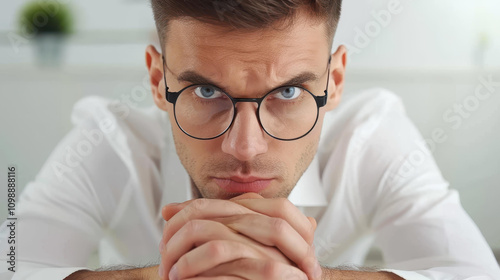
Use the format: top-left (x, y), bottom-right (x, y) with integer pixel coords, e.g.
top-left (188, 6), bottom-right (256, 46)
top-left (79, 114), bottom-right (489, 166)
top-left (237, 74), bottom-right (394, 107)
top-left (232, 97), bottom-right (262, 105)
top-left (231, 97), bottom-right (262, 128)
top-left (230, 100), bottom-right (264, 134)
top-left (233, 99), bottom-right (261, 118)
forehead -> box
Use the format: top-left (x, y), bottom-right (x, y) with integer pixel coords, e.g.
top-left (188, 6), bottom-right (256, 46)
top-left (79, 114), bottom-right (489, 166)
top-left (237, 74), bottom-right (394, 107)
top-left (164, 15), bottom-right (330, 82)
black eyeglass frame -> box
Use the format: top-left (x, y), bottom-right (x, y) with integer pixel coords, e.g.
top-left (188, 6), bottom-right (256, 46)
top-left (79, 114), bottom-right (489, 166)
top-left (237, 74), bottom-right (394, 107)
top-left (162, 56), bottom-right (332, 141)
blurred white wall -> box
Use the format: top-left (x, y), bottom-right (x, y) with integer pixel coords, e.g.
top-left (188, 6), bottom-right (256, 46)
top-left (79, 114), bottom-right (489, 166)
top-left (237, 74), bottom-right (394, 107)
top-left (0, 0), bottom-right (499, 259)
top-left (334, 0), bottom-right (500, 69)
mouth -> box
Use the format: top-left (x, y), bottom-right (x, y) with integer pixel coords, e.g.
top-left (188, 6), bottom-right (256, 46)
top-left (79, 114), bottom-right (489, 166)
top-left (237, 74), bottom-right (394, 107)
top-left (213, 176), bottom-right (273, 193)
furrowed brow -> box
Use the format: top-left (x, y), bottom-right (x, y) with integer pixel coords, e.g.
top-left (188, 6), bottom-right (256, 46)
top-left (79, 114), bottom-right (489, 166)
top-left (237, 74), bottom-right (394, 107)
top-left (278, 72), bottom-right (320, 87)
top-left (176, 70), bottom-right (320, 89)
top-left (177, 71), bottom-right (218, 86)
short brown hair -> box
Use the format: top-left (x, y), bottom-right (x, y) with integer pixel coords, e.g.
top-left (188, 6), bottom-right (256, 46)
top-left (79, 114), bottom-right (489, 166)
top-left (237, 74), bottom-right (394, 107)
top-left (151, 0), bottom-right (342, 50)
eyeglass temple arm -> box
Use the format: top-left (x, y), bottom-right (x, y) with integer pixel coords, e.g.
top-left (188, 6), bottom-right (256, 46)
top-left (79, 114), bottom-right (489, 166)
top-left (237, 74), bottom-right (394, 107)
top-left (162, 56), bottom-right (168, 91)
top-left (317, 56), bottom-right (332, 108)
top-left (162, 56), bottom-right (180, 104)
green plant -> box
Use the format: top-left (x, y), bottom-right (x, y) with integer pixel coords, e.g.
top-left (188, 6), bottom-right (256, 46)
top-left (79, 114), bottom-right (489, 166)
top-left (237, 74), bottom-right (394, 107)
top-left (18, 0), bottom-right (74, 36)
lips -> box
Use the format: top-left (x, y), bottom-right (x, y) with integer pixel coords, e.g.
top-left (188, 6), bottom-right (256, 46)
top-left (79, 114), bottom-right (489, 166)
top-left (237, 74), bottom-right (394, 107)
top-left (214, 176), bottom-right (272, 193)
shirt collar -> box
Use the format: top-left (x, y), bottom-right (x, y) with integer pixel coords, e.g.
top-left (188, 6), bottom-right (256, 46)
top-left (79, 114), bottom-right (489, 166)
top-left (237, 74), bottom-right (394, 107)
top-left (287, 155), bottom-right (328, 207)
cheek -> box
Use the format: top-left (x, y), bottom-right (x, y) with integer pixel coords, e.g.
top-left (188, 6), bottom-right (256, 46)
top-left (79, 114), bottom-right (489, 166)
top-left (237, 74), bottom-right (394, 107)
top-left (271, 110), bottom-right (325, 157)
top-left (292, 114), bottom-right (324, 162)
top-left (165, 101), bottom-right (174, 114)
top-left (172, 125), bottom-right (221, 167)
top-left (271, 138), bottom-right (315, 170)
top-left (303, 112), bottom-right (324, 144)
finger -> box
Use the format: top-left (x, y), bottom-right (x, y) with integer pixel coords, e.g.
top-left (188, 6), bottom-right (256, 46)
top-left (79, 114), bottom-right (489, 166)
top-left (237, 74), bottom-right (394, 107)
top-left (213, 214), bottom-right (320, 280)
top-left (230, 198), bottom-right (316, 245)
top-left (171, 240), bottom-right (262, 279)
top-left (308, 216), bottom-right (317, 231)
top-left (199, 258), bottom-right (308, 280)
top-left (160, 198), bottom-right (316, 257)
top-left (160, 195), bottom-right (264, 249)
top-left (162, 193), bottom-right (263, 222)
top-left (161, 219), bottom-right (271, 280)
top-left (161, 199), bottom-right (261, 247)
top-left (162, 200), bottom-right (192, 221)
top-left (159, 202), bottom-right (187, 254)
top-left (162, 204), bottom-right (178, 221)
top-left (230, 193), bottom-right (264, 200)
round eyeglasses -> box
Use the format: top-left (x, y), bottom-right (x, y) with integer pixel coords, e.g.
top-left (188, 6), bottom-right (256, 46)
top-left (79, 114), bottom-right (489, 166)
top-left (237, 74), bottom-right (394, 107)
top-left (162, 56), bottom-right (331, 141)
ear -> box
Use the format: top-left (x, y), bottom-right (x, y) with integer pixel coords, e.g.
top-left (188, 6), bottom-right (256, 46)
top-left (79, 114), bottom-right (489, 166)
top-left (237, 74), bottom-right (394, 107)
top-left (145, 45), bottom-right (168, 111)
top-left (325, 45), bottom-right (347, 111)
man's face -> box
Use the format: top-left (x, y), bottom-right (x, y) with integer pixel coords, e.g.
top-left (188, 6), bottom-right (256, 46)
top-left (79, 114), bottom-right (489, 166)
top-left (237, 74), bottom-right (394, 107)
top-left (150, 11), bottom-right (345, 199)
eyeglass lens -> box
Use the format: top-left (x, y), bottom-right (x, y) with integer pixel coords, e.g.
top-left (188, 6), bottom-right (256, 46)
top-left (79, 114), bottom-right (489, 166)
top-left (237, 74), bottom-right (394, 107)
top-left (174, 85), bottom-right (318, 140)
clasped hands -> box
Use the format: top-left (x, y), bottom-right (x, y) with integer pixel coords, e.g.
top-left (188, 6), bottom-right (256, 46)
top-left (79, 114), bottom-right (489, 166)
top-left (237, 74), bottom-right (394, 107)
top-left (157, 193), bottom-right (322, 280)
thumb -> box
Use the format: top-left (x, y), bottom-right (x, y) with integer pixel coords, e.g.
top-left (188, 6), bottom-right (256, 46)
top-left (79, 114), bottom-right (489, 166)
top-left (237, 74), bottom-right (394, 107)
top-left (161, 204), bottom-right (178, 221)
top-left (161, 201), bottom-right (188, 221)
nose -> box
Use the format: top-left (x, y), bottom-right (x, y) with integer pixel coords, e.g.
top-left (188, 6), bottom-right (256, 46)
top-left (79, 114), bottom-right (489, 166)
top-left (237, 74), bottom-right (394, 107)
top-left (221, 102), bottom-right (268, 161)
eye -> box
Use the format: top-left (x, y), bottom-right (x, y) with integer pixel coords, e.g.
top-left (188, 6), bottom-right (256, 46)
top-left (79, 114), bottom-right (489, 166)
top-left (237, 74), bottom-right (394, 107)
top-left (274, 86), bottom-right (302, 100)
top-left (194, 86), bottom-right (223, 99)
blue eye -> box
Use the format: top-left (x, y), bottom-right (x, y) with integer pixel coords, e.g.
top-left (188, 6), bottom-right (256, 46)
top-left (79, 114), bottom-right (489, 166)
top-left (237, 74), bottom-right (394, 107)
top-left (275, 87), bottom-right (302, 100)
top-left (194, 86), bottom-right (223, 99)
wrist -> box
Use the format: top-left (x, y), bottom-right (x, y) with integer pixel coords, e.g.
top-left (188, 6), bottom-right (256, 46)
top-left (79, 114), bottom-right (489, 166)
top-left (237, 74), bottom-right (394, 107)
top-left (139, 265), bottom-right (161, 280)
top-left (320, 267), bottom-right (404, 280)
top-left (65, 266), bottom-right (160, 280)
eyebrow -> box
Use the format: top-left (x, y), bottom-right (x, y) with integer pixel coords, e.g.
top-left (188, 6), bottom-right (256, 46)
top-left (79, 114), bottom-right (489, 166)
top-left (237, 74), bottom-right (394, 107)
top-left (175, 70), bottom-right (320, 92)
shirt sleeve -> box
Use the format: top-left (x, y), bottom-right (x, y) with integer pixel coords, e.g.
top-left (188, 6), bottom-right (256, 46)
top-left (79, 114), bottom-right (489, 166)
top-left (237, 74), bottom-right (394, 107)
top-left (0, 117), bottom-right (129, 280)
top-left (356, 95), bottom-right (500, 279)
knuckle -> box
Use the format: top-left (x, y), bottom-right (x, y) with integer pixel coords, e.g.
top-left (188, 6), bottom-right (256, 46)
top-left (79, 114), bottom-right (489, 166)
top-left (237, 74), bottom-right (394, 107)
top-left (233, 203), bottom-right (251, 215)
top-left (190, 199), bottom-right (209, 212)
top-left (206, 240), bottom-right (226, 260)
top-left (270, 217), bottom-right (288, 235)
top-left (180, 200), bottom-right (209, 228)
top-left (262, 261), bottom-right (281, 278)
top-left (184, 219), bottom-right (203, 234)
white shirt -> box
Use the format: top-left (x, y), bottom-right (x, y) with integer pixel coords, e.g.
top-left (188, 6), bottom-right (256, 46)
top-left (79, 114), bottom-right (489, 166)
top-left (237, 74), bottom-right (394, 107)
top-left (1, 88), bottom-right (499, 280)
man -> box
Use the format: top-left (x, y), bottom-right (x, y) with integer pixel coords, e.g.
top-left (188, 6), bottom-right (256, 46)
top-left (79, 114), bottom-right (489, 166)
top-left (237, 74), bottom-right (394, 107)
top-left (1, 0), bottom-right (499, 279)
